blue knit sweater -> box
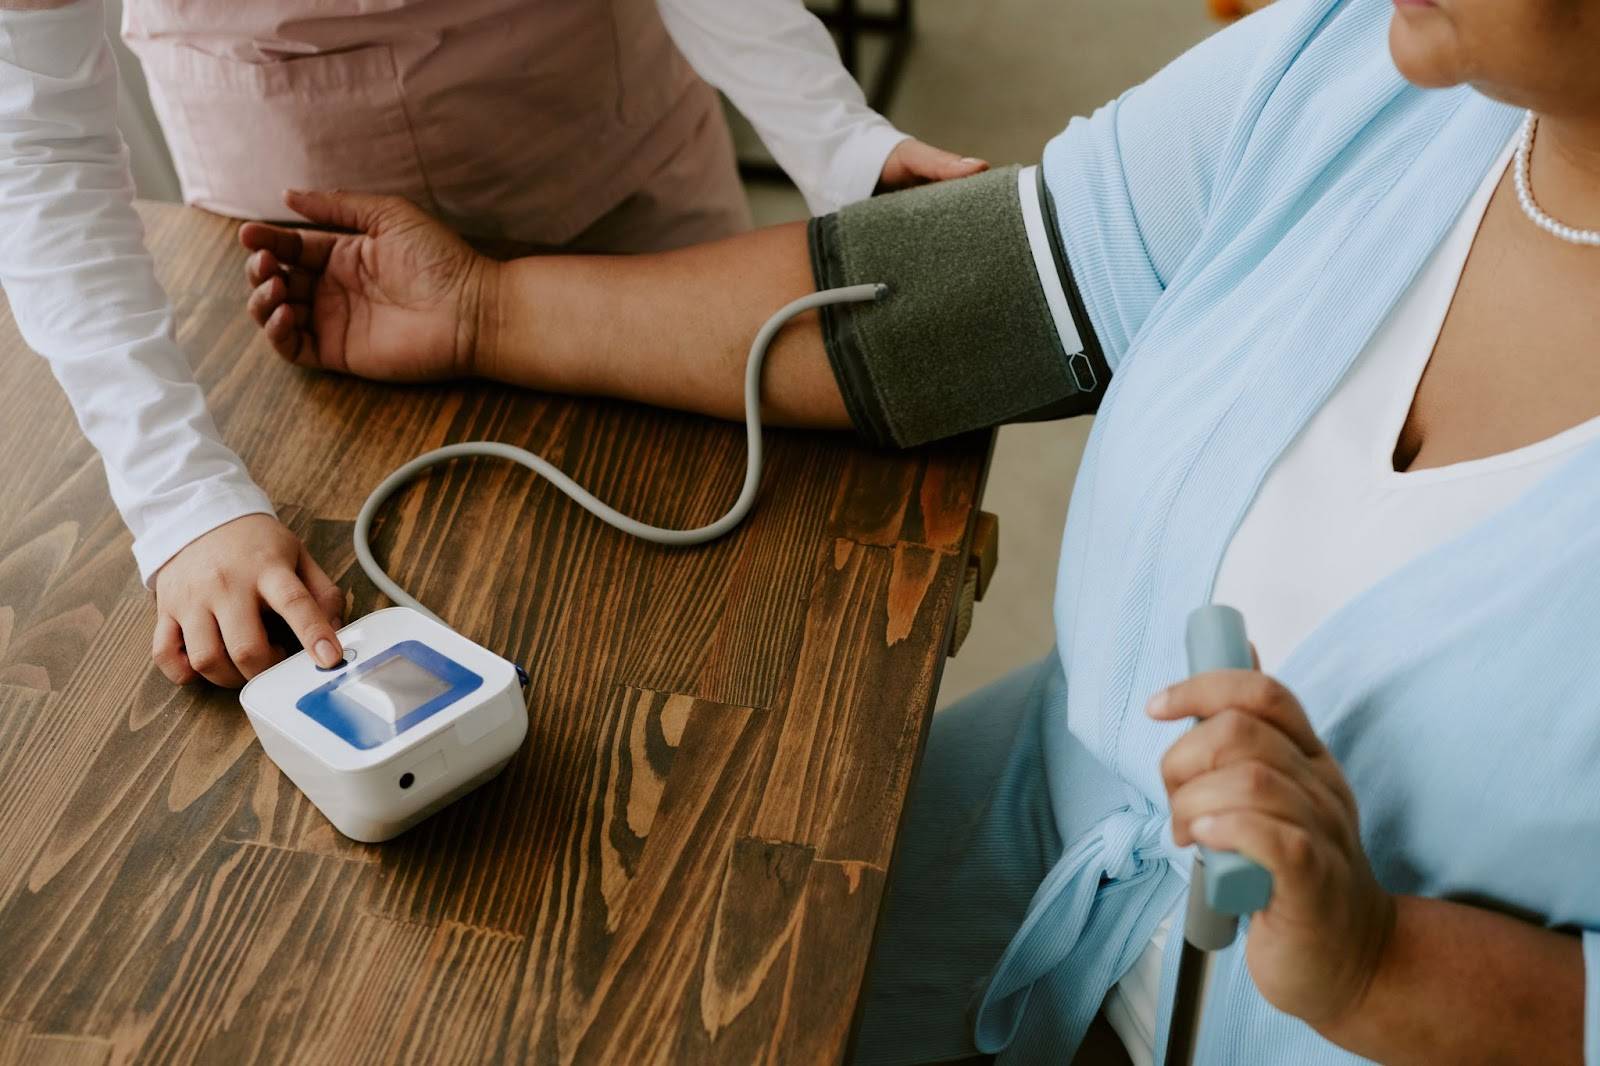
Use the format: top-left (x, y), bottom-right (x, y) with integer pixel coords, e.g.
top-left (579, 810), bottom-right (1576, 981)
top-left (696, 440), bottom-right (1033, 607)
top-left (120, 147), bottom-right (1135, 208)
top-left (960, 0), bottom-right (1600, 1061)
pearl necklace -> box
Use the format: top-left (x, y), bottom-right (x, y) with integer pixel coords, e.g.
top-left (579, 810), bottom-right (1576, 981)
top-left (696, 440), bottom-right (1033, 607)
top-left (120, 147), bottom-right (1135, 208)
top-left (1513, 110), bottom-right (1600, 247)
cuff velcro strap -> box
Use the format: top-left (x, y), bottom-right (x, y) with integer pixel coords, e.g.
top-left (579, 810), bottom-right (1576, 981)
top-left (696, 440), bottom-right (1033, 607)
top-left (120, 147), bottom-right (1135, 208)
top-left (808, 164), bottom-right (1107, 448)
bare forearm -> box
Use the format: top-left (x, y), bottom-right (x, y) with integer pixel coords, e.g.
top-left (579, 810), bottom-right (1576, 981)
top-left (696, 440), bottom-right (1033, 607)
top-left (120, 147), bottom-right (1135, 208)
top-left (473, 221), bottom-right (850, 429)
top-left (1319, 895), bottom-right (1584, 1065)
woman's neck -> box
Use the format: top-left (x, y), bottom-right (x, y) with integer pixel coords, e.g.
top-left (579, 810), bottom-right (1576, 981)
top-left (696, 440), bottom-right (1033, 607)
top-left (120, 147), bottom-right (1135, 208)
top-left (1528, 112), bottom-right (1600, 231)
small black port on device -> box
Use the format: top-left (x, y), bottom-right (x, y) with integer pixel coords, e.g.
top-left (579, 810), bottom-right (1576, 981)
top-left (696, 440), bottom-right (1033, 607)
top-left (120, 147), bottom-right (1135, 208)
top-left (398, 772), bottom-right (415, 790)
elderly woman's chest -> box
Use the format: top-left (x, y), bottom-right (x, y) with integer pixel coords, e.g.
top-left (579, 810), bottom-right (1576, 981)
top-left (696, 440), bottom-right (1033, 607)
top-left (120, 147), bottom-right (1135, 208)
top-left (1397, 167), bottom-right (1600, 474)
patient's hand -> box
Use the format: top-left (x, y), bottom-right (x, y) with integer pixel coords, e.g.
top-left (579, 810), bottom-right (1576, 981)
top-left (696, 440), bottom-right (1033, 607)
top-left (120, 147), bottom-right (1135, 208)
top-left (239, 190), bottom-right (493, 382)
top-left (1150, 671), bottom-right (1394, 1033)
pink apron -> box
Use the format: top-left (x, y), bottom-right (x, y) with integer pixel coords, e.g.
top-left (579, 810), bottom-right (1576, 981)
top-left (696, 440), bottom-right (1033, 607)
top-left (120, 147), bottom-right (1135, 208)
top-left (122, 0), bottom-right (750, 250)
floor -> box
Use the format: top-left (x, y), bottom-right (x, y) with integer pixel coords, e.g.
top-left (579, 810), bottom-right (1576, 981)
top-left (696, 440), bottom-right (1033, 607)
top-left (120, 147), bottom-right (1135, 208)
top-left (741, 0), bottom-right (1220, 706)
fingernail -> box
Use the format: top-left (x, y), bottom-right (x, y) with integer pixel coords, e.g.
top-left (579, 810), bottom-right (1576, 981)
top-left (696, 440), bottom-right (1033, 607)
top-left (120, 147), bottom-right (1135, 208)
top-left (1147, 688), bottom-right (1171, 716)
top-left (959, 157), bottom-right (983, 165)
top-left (314, 639), bottom-right (339, 667)
top-left (1192, 815), bottom-right (1217, 838)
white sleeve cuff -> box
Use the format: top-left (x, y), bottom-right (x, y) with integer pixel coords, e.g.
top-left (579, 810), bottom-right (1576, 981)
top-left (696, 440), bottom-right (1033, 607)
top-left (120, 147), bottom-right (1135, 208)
top-left (131, 482), bottom-right (276, 587)
top-left (814, 122), bottom-right (909, 215)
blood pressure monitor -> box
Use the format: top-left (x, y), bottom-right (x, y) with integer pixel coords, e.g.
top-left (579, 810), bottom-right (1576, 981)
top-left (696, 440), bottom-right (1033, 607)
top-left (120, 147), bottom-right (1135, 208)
top-left (240, 607), bottom-right (527, 842)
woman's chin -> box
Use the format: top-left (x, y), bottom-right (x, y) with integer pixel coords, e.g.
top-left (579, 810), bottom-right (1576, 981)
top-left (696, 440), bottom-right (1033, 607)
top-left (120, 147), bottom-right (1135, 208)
top-left (1388, 11), bottom-right (1463, 90)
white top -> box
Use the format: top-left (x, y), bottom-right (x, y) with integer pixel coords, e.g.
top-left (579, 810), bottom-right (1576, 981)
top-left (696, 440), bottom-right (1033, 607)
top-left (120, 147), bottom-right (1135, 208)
top-left (1107, 134), bottom-right (1600, 1064)
top-left (0, 0), bottom-right (274, 584)
top-left (0, 0), bottom-right (908, 584)
top-left (657, 0), bottom-right (910, 215)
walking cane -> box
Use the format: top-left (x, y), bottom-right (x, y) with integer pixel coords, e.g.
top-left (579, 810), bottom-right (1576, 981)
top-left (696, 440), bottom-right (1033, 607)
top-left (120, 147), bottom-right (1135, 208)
top-left (1162, 606), bottom-right (1275, 1065)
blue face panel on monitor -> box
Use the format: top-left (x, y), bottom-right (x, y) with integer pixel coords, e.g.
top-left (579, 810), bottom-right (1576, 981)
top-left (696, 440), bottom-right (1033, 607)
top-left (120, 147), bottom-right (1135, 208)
top-left (297, 640), bottom-right (483, 750)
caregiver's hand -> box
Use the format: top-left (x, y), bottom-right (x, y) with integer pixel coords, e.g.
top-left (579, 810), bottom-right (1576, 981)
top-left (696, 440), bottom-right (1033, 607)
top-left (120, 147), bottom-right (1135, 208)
top-left (152, 514), bottom-right (345, 687)
top-left (878, 138), bottom-right (989, 191)
top-left (1148, 671), bottom-right (1395, 1032)
top-left (239, 189), bottom-right (494, 382)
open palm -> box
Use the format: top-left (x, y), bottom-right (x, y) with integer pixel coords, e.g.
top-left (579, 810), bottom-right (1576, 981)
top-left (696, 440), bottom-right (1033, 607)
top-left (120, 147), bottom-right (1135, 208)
top-left (240, 190), bottom-right (490, 382)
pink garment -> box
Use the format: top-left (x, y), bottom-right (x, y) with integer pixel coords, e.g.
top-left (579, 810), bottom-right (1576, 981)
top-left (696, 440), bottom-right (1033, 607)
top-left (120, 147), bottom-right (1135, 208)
top-left (123, 0), bottom-right (746, 248)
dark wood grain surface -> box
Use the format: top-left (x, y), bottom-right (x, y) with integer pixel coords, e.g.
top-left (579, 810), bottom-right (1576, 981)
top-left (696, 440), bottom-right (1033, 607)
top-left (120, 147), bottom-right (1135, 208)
top-left (0, 203), bottom-right (993, 1065)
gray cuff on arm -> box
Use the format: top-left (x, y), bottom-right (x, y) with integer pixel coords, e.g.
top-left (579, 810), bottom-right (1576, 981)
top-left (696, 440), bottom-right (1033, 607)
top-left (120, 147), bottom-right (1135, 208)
top-left (807, 164), bottom-right (1108, 448)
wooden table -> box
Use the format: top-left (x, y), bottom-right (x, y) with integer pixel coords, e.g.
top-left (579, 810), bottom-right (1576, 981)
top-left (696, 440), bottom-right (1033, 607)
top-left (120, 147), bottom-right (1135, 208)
top-left (0, 204), bottom-right (992, 1065)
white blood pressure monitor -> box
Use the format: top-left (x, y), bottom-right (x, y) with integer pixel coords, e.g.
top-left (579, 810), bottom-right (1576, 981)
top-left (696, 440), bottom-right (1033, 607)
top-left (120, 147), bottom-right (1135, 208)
top-left (240, 607), bottom-right (527, 842)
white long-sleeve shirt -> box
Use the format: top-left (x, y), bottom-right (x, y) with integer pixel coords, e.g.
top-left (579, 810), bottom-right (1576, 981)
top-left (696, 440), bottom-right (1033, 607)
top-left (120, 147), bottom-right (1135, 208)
top-left (657, 0), bottom-right (909, 215)
top-left (0, 0), bottom-right (274, 585)
top-left (1, 0), bottom-right (908, 584)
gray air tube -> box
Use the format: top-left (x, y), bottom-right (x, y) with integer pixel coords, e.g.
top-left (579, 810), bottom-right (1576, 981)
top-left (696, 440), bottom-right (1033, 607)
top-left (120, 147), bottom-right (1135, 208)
top-left (354, 283), bottom-right (889, 624)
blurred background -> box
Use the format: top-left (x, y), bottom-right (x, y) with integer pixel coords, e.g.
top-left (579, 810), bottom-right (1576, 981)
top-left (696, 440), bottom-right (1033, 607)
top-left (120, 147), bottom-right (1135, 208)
top-left (104, 0), bottom-right (1222, 709)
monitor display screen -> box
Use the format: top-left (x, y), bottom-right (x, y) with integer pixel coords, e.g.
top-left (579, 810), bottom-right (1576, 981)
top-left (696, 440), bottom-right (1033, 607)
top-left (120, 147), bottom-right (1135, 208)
top-left (296, 640), bottom-right (484, 750)
top-left (340, 655), bottom-right (451, 722)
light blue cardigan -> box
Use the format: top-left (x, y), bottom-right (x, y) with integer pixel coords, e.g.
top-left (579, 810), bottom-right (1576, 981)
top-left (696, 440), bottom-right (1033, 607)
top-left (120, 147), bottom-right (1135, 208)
top-left (856, 1), bottom-right (1600, 1063)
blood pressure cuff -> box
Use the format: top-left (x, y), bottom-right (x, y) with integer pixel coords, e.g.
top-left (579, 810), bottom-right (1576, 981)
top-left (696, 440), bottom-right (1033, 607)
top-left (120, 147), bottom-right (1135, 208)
top-left (807, 164), bottom-right (1109, 448)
